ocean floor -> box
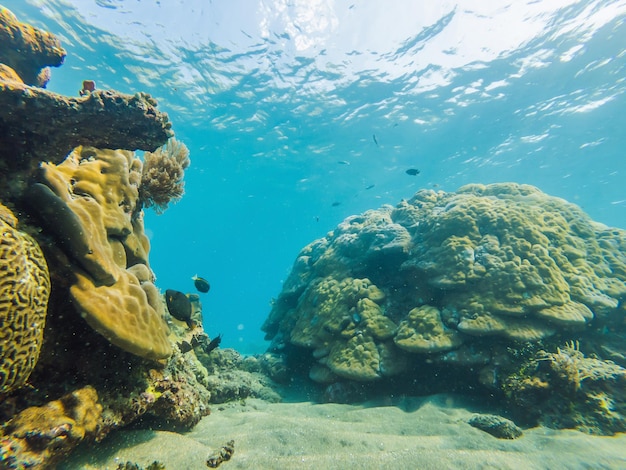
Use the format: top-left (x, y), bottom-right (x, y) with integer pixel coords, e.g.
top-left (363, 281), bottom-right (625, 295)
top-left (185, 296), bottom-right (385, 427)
top-left (61, 394), bottom-right (626, 470)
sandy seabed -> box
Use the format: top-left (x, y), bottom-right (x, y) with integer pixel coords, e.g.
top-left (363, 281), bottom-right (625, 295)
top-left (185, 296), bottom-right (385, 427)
top-left (61, 394), bottom-right (626, 470)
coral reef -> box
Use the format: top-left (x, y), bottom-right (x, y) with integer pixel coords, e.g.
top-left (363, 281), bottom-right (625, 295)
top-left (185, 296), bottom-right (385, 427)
top-left (282, 276), bottom-right (402, 382)
top-left (133, 349), bottom-right (212, 431)
top-left (503, 342), bottom-right (626, 434)
top-left (263, 183), bottom-right (626, 432)
top-left (0, 203), bottom-right (50, 395)
top-left (0, 386), bottom-right (102, 469)
top-left (0, 9), bottom-right (217, 469)
top-left (139, 138), bottom-right (191, 213)
top-left (0, 7), bottom-right (66, 86)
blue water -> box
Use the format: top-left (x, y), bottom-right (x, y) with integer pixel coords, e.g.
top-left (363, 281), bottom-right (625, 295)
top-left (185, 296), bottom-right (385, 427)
top-left (9, 0), bottom-right (626, 354)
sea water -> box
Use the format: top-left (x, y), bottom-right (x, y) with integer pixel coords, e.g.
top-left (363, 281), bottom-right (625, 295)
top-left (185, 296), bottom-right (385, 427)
top-left (8, 0), bottom-right (626, 355)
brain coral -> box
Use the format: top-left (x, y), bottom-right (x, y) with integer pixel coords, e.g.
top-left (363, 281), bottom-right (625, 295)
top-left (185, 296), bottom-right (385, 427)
top-left (26, 146), bottom-right (172, 361)
top-left (263, 183), bottom-right (626, 383)
top-left (0, 203), bottom-right (50, 394)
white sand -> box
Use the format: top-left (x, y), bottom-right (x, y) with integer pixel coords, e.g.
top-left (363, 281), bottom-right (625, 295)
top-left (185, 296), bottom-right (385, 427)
top-left (61, 394), bottom-right (626, 470)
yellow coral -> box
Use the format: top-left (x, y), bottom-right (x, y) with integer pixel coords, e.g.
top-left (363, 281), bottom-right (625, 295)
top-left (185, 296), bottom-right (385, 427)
top-left (1, 386), bottom-right (102, 466)
top-left (327, 333), bottom-right (381, 381)
top-left (286, 276), bottom-right (403, 381)
top-left (0, 203), bottom-right (50, 394)
top-left (395, 306), bottom-right (462, 353)
top-left (265, 182), bottom-right (626, 388)
top-left (31, 147), bottom-right (172, 360)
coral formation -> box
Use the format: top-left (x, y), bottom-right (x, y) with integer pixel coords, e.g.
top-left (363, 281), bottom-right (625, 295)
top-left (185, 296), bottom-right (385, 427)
top-left (139, 138), bottom-right (191, 213)
top-left (0, 203), bottom-right (50, 394)
top-left (0, 10), bottom-right (212, 469)
top-left (0, 6), bottom-right (66, 86)
top-left (0, 7), bottom-right (172, 202)
top-left (0, 386), bottom-right (102, 469)
top-left (0, 83), bottom-right (173, 174)
top-left (504, 342), bottom-right (626, 434)
top-left (278, 276), bottom-right (404, 381)
top-left (26, 146), bottom-right (172, 360)
top-left (394, 305), bottom-right (461, 353)
top-left (263, 183), bottom-right (626, 411)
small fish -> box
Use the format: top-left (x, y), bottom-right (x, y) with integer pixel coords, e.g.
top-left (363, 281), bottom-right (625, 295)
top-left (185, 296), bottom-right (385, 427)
top-left (192, 274), bottom-right (210, 293)
top-left (373, 134), bottom-right (379, 146)
top-left (165, 289), bottom-right (194, 328)
top-left (331, 201), bottom-right (342, 207)
top-left (337, 160), bottom-right (350, 165)
top-left (405, 168), bottom-right (420, 176)
top-left (205, 334), bottom-right (222, 354)
top-left (365, 184), bottom-right (375, 190)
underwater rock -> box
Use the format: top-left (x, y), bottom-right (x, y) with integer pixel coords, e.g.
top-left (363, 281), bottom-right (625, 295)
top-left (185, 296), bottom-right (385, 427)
top-left (140, 350), bottom-right (212, 430)
top-left (263, 183), bottom-right (626, 398)
top-left (0, 203), bottom-right (50, 394)
top-left (0, 81), bottom-right (173, 171)
top-left (468, 414), bottom-right (523, 439)
top-left (115, 462), bottom-right (166, 470)
top-left (197, 348), bottom-right (283, 404)
top-left (323, 381), bottom-right (368, 404)
top-left (206, 439), bottom-right (235, 468)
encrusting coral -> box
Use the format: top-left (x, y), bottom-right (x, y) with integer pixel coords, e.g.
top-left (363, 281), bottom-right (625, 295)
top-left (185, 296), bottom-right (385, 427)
top-left (0, 204), bottom-right (50, 394)
top-left (264, 183), bottom-right (626, 397)
top-left (503, 342), bottom-right (626, 434)
top-left (0, 386), bottom-right (102, 469)
top-left (139, 138), bottom-right (191, 213)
